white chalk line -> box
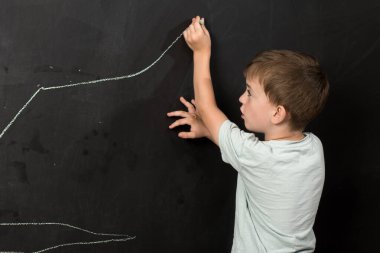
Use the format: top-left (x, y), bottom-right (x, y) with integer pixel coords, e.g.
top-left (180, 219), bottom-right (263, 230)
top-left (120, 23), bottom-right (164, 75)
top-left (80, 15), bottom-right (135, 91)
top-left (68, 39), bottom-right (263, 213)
top-left (0, 222), bottom-right (132, 237)
top-left (0, 30), bottom-right (185, 251)
top-left (0, 222), bottom-right (136, 253)
top-left (0, 32), bottom-right (184, 140)
top-left (1, 237), bottom-right (135, 253)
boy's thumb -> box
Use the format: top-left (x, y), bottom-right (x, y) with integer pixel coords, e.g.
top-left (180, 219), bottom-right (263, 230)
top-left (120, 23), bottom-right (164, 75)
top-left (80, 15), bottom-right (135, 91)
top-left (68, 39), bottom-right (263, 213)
top-left (201, 24), bottom-right (209, 35)
top-left (200, 19), bottom-right (209, 35)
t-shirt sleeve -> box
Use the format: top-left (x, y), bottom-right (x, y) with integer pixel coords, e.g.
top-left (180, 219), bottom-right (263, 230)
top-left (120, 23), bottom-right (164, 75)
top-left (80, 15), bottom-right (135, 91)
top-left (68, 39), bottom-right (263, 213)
top-left (218, 120), bottom-right (259, 172)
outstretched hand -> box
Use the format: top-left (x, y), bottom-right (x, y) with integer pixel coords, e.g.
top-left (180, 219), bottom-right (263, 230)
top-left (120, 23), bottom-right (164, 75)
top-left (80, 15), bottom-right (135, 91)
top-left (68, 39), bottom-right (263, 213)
top-left (167, 97), bottom-right (211, 139)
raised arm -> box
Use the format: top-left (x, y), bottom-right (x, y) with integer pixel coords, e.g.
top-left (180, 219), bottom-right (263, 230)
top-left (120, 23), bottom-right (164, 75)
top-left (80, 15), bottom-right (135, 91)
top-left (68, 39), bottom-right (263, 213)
top-left (183, 16), bottom-right (228, 145)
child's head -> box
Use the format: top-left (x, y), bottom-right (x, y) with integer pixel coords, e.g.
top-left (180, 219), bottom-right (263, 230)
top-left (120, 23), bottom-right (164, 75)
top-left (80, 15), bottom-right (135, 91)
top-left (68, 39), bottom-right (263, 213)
top-left (240, 50), bottom-right (329, 133)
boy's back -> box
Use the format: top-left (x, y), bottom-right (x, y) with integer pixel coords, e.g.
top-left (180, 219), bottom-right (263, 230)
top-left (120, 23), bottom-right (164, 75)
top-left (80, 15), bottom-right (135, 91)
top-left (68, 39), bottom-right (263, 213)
top-left (219, 120), bottom-right (325, 252)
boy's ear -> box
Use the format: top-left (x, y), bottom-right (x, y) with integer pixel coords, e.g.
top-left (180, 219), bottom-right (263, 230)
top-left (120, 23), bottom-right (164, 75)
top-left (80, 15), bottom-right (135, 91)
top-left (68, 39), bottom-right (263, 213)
top-left (271, 105), bottom-right (288, 125)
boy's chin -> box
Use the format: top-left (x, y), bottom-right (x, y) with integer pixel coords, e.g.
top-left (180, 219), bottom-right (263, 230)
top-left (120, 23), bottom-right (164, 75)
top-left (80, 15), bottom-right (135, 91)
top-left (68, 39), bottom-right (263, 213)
top-left (244, 122), bottom-right (254, 131)
top-left (244, 123), bottom-right (260, 133)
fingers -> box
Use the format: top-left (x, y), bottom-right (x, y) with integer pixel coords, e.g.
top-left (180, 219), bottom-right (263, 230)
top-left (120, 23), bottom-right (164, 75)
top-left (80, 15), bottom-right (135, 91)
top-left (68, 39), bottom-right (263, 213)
top-left (189, 23), bottom-right (196, 33)
top-left (191, 99), bottom-right (196, 107)
top-left (168, 117), bottom-right (190, 129)
top-left (178, 131), bottom-right (196, 139)
top-left (186, 17), bottom-right (197, 35)
top-left (167, 97), bottom-right (196, 116)
top-left (195, 16), bottom-right (209, 35)
top-left (167, 98), bottom-right (199, 139)
top-left (167, 110), bottom-right (190, 118)
top-left (193, 16), bottom-right (202, 30)
top-left (180, 96), bottom-right (195, 113)
top-left (186, 16), bottom-right (207, 34)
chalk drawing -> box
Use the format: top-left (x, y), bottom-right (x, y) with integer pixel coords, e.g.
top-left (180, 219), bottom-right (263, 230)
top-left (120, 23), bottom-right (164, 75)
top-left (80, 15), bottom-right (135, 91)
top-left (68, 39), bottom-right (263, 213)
top-left (0, 32), bottom-right (184, 140)
top-left (0, 30), bottom-right (186, 252)
top-left (0, 222), bottom-right (135, 253)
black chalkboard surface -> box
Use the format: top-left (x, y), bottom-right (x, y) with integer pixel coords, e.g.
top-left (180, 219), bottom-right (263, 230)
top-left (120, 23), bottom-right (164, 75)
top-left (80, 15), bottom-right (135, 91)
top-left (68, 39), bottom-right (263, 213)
top-left (0, 1), bottom-right (379, 252)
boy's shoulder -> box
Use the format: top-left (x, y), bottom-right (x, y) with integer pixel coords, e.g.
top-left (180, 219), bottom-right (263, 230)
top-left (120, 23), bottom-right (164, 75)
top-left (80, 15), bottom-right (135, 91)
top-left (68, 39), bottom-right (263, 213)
top-left (219, 119), bottom-right (323, 157)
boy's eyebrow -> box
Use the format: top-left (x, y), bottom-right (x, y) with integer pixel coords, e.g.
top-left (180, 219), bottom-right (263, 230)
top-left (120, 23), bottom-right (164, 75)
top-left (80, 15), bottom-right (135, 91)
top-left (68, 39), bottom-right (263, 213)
top-left (246, 83), bottom-right (258, 94)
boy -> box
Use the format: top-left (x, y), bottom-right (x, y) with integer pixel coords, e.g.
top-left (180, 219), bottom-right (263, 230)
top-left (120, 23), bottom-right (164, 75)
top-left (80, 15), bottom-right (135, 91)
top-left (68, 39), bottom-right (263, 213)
top-left (167, 16), bottom-right (329, 252)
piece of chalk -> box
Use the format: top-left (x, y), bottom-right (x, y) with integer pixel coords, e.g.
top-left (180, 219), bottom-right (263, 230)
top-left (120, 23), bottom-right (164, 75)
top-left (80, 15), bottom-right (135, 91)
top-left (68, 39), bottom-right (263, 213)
top-left (199, 18), bottom-right (204, 25)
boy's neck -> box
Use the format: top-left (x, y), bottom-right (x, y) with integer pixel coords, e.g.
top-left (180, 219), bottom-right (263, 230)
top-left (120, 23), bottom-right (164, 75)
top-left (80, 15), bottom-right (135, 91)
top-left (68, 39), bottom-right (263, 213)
top-left (264, 128), bottom-right (305, 141)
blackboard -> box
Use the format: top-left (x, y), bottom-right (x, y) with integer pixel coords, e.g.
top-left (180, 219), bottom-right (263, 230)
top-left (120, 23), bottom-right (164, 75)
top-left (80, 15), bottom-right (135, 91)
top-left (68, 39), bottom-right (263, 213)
top-left (0, 1), bottom-right (379, 252)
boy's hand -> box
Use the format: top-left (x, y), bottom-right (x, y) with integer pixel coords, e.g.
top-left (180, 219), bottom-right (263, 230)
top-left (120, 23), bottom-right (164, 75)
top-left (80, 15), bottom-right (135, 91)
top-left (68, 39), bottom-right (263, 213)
top-left (167, 97), bottom-right (211, 139)
top-left (183, 16), bottom-right (211, 55)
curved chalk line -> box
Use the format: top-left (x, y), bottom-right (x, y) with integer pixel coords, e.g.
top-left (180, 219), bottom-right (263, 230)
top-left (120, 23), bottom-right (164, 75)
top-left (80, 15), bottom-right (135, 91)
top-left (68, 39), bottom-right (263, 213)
top-left (0, 30), bottom-right (185, 251)
top-left (0, 222), bottom-right (132, 237)
top-left (0, 32), bottom-right (184, 140)
top-left (0, 222), bottom-right (136, 253)
top-left (1, 237), bottom-right (135, 253)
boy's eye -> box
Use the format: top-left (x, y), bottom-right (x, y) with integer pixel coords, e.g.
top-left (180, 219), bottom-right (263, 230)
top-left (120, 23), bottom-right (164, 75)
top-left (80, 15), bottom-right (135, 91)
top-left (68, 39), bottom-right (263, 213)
top-left (246, 89), bottom-right (252, 96)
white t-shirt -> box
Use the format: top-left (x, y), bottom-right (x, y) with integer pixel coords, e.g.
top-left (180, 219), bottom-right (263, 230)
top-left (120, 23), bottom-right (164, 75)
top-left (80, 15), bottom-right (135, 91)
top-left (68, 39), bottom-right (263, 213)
top-left (218, 120), bottom-right (325, 253)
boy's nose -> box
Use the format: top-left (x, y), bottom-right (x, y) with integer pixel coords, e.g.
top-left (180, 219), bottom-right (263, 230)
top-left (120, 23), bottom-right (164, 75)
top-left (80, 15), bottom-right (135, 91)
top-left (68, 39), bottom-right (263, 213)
top-left (239, 93), bottom-right (245, 104)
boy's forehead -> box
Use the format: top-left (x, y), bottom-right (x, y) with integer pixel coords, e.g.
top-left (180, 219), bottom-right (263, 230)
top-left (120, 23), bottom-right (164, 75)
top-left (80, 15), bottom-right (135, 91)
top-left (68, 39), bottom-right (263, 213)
top-left (246, 77), bottom-right (263, 90)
